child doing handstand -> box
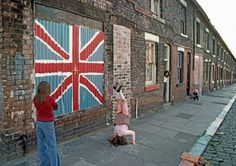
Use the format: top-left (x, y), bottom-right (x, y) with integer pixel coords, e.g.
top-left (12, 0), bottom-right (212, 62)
top-left (109, 82), bottom-right (136, 146)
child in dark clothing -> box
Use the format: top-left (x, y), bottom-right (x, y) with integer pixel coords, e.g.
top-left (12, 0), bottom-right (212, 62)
top-left (192, 89), bottom-right (199, 101)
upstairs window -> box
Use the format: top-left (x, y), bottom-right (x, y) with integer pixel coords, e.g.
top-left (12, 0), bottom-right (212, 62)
top-left (151, 0), bottom-right (163, 18)
top-left (221, 48), bottom-right (223, 60)
top-left (180, 4), bottom-right (187, 35)
top-left (145, 41), bottom-right (157, 85)
top-left (206, 29), bottom-right (210, 51)
top-left (196, 20), bottom-right (201, 45)
top-left (212, 38), bottom-right (215, 55)
top-left (217, 43), bottom-right (219, 56)
top-left (204, 62), bottom-right (209, 82)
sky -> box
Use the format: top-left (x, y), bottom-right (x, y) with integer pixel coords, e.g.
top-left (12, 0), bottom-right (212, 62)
top-left (196, 0), bottom-right (236, 58)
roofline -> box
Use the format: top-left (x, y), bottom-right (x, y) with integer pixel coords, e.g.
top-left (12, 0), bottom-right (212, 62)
top-left (192, 0), bottom-right (235, 60)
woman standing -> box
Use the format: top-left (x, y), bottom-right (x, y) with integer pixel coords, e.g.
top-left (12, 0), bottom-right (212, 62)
top-left (163, 70), bottom-right (170, 102)
top-left (33, 81), bottom-right (60, 166)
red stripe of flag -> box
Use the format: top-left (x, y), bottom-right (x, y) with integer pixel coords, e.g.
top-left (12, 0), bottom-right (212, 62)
top-left (80, 32), bottom-right (104, 60)
top-left (80, 75), bottom-right (103, 104)
top-left (35, 63), bottom-right (73, 73)
top-left (35, 23), bottom-right (70, 60)
top-left (51, 75), bottom-right (73, 101)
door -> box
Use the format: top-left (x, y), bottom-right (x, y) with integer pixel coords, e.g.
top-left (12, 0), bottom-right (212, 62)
top-left (164, 44), bottom-right (171, 102)
top-left (186, 52), bottom-right (191, 95)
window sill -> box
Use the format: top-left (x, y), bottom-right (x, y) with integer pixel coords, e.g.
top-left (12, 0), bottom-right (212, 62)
top-left (176, 82), bottom-right (184, 87)
top-left (151, 13), bottom-right (165, 24)
top-left (196, 44), bottom-right (201, 48)
top-left (144, 84), bottom-right (160, 92)
top-left (181, 33), bottom-right (188, 38)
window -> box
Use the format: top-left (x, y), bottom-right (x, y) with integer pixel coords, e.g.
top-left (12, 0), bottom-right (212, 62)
top-left (220, 67), bottom-right (223, 80)
top-left (204, 62), bottom-right (208, 82)
top-left (217, 43), bottom-right (219, 56)
top-left (213, 65), bottom-right (216, 81)
top-left (145, 41), bottom-right (156, 85)
top-left (177, 51), bottom-right (184, 84)
top-left (196, 21), bottom-right (200, 45)
top-left (151, 0), bottom-right (163, 18)
top-left (210, 65), bottom-right (214, 82)
top-left (212, 38), bottom-right (215, 55)
top-left (221, 48), bottom-right (223, 60)
top-left (206, 31), bottom-right (209, 51)
top-left (180, 4), bottom-right (187, 34)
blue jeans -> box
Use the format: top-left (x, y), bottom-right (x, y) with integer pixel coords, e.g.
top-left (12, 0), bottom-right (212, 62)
top-left (36, 121), bottom-right (60, 166)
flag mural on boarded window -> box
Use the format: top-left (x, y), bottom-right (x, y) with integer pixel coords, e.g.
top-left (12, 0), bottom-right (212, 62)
top-left (34, 18), bottom-right (105, 116)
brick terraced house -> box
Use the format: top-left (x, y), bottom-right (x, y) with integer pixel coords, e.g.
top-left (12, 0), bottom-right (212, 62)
top-left (0, 0), bottom-right (236, 161)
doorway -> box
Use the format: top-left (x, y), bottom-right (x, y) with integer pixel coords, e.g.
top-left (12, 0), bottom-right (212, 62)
top-left (186, 52), bottom-right (191, 95)
top-left (164, 44), bottom-right (171, 102)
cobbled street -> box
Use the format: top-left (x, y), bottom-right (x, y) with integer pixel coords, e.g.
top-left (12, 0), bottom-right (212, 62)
top-left (203, 101), bottom-right (236, 166)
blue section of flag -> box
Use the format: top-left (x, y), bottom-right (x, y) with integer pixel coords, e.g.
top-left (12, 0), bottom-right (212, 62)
top-left (34, 18), bottom-right (105, 116)
top-left (87, 43), bottom-right (104, 62)
top-left (80, 27), bottom-right (97, 50)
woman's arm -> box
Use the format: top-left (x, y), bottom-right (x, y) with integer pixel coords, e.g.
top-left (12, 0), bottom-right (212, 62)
top-left (50, 97), bottom-right (58, 110)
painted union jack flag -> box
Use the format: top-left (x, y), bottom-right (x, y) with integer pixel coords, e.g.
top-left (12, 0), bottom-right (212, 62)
top-left (34, 18), bottom-right (105, 116)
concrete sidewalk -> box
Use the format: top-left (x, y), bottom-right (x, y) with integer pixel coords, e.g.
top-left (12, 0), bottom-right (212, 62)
top-left (2, 84), bottom-right (236, 166)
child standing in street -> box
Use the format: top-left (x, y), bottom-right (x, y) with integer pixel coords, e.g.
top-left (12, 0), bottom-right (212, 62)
top-left (33, 81), bottom-right (60, 166)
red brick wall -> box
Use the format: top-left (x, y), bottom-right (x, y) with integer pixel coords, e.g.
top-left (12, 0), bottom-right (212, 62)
top-left (112, 24), bottom-right (132, 118)
top-left (170, 45), bottom-right (194, 102)
top-left (0, 0), bottom-right (34, 160)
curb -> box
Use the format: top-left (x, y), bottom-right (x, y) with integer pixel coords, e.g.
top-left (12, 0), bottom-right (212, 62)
top-left (179, 94), bottom-right (236, 165)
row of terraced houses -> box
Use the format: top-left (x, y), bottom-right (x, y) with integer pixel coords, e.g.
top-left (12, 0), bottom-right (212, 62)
top-left (0, 0), bottom-right (236, 161)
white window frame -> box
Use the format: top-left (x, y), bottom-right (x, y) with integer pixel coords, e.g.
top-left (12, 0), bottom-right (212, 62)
top-left (145, 42), bottom-right (156, 85)
top-left (212, 37), bottom-right (215, 56)
top-left (206, 28), bottom-right (210, 52)
top-left (177, 47), bottom-right (184, 84)
top-left (151, 0), bottom-right (161, 17)
top-left (196, 18), bottom-right (201, 46)
top-left (145, 33), bottom-right (159, 85)
top-left (180, 4), bottom-right (187, 35)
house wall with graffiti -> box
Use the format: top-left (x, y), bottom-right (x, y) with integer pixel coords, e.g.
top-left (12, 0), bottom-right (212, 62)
top-left (1, 0), bottom-right (236, 161)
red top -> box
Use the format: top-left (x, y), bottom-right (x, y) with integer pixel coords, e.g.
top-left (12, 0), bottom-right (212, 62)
top-left (33, 96), bottom-right (58, 122)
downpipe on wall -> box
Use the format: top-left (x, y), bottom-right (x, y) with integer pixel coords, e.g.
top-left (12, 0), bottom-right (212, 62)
top-left (135, 98), bottom-right (138, 119)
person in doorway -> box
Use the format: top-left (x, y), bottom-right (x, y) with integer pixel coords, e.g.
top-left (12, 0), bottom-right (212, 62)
top-left (163, 70), bottom-right (170, 102)
top-left (108, 81), bottom-right (136, 146)
top-left (33, 81), bottom-right (60, 166)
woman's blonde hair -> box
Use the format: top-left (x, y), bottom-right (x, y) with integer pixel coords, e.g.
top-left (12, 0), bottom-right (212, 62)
top-left (35, 81), bottom-right (51, 103)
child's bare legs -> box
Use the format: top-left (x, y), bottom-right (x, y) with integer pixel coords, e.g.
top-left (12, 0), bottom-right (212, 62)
top-left (117, 90), bottom-right (129, 116)
top-left (116, 100), bottom-right (122, 113)
top-left (114, 89), bottom-right (128, 115)
top-left (121, 100), bottom-right (129, 116)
